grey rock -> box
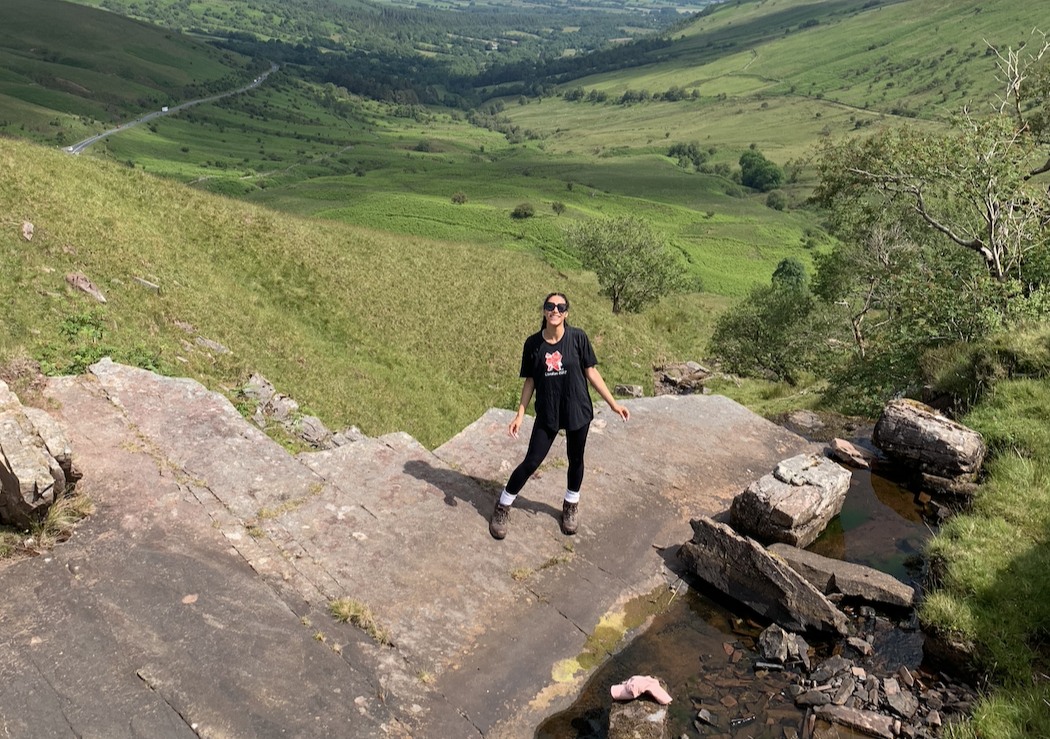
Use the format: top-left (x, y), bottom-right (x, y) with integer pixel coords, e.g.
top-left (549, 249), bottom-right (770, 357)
top-left (614, 384), bottom-right (644, 399)
top-left (132, 277), bottom-right (160, 292)
top-left (758, 623), bottom-right (790, 663)
top-left (332, 425), bottom-right (367, 445)
top-left (195, 336), bottom-right (231, 354)
top-left (0, 383), bottom-right (64, 526)
top-left (873, 399), bottom-right (985, 480)
top-left (846, 636), bottom-right (874, 656)
top-left (883, 677), bottom-right (900, 696)
top-left (298, 416), bottom-right (332, 449)
top-left (243, 373), bottom-right (276, 404)
top-left (609, 699), bottom-right (668, 739)
top-left (886, 689), bottom-right (919, 719)
top-left (696, 708), bottom-right (716, 726)
top-left (796, 690), bottom-right (831, 707)
top-left (768, 542), bottom-right (915, 607)
top-left (897, 666), bottom-right (915, 688)
top-left (65, 272), bottom-right (106, 303)
top-left (814, 705), bottom-right (895, 739)
top-left (730, 454), bottom-right (851, 548)
top-left (265, 394), bottom-right (299, 423)
top-left (677, 516), bottom-right (848, 634)
top-left (811, 655), bottom-right (853, 683)
top-left (830, 438), bottom-right (877, 469)
top-left (833, 677), bottom-right (855, 706)
top-left (926, 710), bottom-right (942, 728)
top-left (786, 410), bottom-right (825, 433)
top-left (21, 221), bottom-right (33, 241)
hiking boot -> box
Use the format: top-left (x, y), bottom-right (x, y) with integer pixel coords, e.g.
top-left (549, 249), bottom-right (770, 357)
top-left (561, 501), bottom-right (579, 535)
top-left (489, 502), bottom-right (511, 540)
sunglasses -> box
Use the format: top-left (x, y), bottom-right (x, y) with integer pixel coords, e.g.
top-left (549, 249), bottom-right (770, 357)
top-left (543, 301), bottom-right (568, 313)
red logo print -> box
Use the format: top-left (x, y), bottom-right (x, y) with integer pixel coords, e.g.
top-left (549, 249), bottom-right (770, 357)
top-left (545, 351), bottom-right (563, 372)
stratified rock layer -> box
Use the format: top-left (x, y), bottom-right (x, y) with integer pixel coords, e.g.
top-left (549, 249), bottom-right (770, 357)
top-left (873, 399), bottom-right (985, 481)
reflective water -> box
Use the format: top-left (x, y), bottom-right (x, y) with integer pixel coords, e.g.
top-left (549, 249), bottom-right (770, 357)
top-left (536, 467), bottom-right (933, 739)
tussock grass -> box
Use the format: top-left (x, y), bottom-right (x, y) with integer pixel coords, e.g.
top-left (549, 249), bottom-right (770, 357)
top-left (0, 489), bottom-right (95, 561)
top-left (329, 598), bottom-right (391, 645)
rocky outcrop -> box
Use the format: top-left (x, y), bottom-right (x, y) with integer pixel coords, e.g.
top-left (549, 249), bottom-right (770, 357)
top-left (677, 516), bottom-right (848, 634)
top-left (614, 384), bottom-right (644, 398)
top-left (730, 454), bottom-right (852, 548)
top-left (237, 372), bottom-right (365, 451)
top-left (768, 543), bottom-right (915, 608)
top-left (873, 399), bottom-right (985, 482)
top-left (0, 381), bottom-right (79, 526)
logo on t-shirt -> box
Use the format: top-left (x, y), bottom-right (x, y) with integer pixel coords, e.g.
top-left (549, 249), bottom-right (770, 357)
top-left (545, 351), bottom-right (563, 374)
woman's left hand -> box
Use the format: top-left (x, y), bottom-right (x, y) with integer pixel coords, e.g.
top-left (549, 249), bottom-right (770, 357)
top-left (611, 403), bottom-right (629, 422)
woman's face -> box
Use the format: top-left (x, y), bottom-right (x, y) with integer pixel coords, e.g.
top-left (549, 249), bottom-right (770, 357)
top-left (543, 295), bottom-right (568, 327)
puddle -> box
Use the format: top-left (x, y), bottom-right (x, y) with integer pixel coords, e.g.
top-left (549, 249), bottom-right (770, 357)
top-left (536, 464), bottom-right (934, 739)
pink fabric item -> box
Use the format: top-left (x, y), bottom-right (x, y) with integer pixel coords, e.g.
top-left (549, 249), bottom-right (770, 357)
top-left (610, 675), bottom-right (673, 705)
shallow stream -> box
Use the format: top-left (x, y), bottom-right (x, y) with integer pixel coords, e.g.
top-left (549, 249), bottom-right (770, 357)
top-left (536, 467), bottom-right (934, 739)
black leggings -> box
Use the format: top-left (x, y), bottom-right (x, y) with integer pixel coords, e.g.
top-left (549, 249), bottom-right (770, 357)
top-left (506, 423), bottom-right (590, 495)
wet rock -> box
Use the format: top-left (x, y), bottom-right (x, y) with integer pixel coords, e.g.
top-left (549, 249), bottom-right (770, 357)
top-left (65, 272), bottom-right (106, 303)
top-left (920, 473), bottom-right (979, 498)
top-left (768, 543), bottom-right (915, 608)
top-left (795, 690), bottom-right (831, 707)
top-left (614, 384), bottom-right (644, 398)
top-left (922, 627), bottom-right (977, 678)
top-left (677, 516), bottom-right (848, 635)
top-left (814, 705), bottom-right (895, 739)
top-left (609, 699), bottom-right (668, 739)
top-left (873, 399), bottom-right (984, 481)
top-left (811, 655), bottom-right (852, 683)
top-left (846, 637), bottom-right (874, 657)
top-left (695, 708), bottom-right (716, 726)
top-left (830, 438), bottom-right (877, 469)
top-left (730, 454), bottom-right (851, 548)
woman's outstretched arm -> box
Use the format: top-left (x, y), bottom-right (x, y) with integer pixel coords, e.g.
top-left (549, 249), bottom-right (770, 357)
top-left (583, 367), bottom-right (629, 422)
top-left (509, 378), bottom-right (536, 437)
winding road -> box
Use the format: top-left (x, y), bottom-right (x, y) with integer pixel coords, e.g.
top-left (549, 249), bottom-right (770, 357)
top-left (63, 62), bottom-right (278, 155)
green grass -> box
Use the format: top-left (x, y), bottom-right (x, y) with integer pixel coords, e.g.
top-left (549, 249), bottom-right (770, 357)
top-left (1, 136), bottom-right (723, 449)
top-left (329, 598), bottom-right (391, 645)
top-left (919, 372), bottom-right (1050, 738)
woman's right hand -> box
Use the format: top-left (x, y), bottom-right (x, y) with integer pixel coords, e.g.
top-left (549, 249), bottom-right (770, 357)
top-left (509, 414), bottom-right (523, 439)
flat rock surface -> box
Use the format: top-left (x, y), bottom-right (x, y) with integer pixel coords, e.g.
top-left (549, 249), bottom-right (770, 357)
top-left (1, 364), bottom-right (816, 738)
top-left (769, 543), bottom-right (915, 607)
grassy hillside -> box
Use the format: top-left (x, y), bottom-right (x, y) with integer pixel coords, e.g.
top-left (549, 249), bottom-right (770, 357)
top-left (1, 137), bottom-right (723, 447)
top-left (0, 0), bottom-right (254, 144)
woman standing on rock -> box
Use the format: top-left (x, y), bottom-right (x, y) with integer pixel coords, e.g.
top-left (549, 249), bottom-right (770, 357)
top-left (490, 293), bottom-right (629, 540)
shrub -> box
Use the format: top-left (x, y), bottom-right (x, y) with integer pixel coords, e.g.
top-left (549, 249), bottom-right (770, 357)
top-left (511, 202), bottom-right (534, 219)
top-left (451, 191), bottom-right (467, 205)
top-left (766, 190), bottom-right (788, 211)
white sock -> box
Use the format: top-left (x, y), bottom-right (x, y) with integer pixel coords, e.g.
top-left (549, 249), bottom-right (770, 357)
top-left (499, 489), bottom-right (517, 507)
top-left (564, 489), bottom-right (580, 504)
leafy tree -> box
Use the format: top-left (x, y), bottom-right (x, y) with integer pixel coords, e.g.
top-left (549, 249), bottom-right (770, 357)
top-left (551, 201), bottom-right (566, 216)
top-left (771, 257), bottom-right (807, 291)
top-left (565, 216), bottom-right (687, 314)
top-left (813, 38), bottom-right (1050, 285)
top-left (667, 141), bottom-right (707, 169)
top-left (739, 149), bottom-right (784, 191)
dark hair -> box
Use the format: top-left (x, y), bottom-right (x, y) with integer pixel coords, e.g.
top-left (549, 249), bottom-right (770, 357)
top-left (541, 292), bottom-right (569, 330)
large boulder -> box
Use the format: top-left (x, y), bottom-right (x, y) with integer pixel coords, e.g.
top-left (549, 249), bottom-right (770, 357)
top-left (0, 381), bottom-right (78, 526)
top-left (873, 399), bottom-right (985, 481)
top-left (768, 543), bottom-right (915, 608)
top-left (677, 516), bottom-right (847, 635)
top-left (730, 454), bottom-right (852, 548)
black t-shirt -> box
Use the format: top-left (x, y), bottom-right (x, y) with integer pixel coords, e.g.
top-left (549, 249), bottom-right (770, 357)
top-left (519, 325), bottom-right (598, 432)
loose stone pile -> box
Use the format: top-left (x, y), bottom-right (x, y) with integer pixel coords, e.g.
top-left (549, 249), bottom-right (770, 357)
top-left (238, 372), bottom-right (366, 449)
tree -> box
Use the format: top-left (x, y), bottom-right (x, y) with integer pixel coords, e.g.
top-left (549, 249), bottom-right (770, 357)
top-left (771, 257), bottom-right (807, 291)
top-left (511, 202), bottom-right (534, 219)
top-left (813, 36), bottom-right (1050, 286)
top-left (739, 149), bottom-right (784, 191)
top-left (565, 216), bottom-right (687, 314)
top-left (551, 201), bottom-right (566, 216)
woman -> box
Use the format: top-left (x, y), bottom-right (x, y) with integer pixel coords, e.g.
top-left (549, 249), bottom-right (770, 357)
top-left (490, 293), bottom-right (630, 540)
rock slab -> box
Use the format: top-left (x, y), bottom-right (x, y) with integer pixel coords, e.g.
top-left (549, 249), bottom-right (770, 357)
top-left (873, 399), bottom-right (985, 481)
top-left (730, 454), bottom-right (851, 548)
top-left (814, 705), bottom-right (895, 739)
top-left (768, 543), bottom-right (915, 608)
top-left (609, 700), bottom-right (669, 739)
top-left (677, 516), bottom-right (847, 634)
